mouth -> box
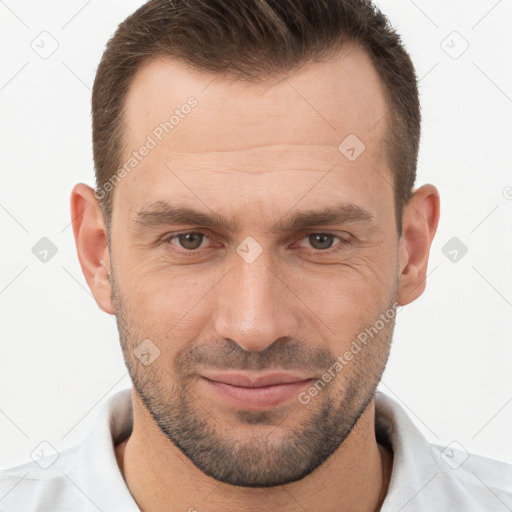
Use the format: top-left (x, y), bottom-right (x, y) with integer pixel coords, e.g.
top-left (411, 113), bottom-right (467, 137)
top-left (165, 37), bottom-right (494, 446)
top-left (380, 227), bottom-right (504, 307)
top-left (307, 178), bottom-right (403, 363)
top-left (199, 372), bottom-right (315, 410)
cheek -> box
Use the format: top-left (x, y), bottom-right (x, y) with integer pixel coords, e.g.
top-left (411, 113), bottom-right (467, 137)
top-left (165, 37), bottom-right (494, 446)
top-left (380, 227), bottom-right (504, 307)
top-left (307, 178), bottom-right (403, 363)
top-left (291, 250), bottom-right (397, 342)
top-left (119, 262), bottom-right (222, 343)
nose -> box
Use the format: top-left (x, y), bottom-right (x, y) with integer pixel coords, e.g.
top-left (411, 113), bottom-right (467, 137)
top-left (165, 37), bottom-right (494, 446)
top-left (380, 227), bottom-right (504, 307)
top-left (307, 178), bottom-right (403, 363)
top-left (213, 250), bottom-right (299, 352)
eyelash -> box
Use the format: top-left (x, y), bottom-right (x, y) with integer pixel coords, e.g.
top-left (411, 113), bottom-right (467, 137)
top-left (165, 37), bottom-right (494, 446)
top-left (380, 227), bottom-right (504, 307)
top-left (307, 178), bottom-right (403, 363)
top-left (160, 230), bottom-right (353, 254)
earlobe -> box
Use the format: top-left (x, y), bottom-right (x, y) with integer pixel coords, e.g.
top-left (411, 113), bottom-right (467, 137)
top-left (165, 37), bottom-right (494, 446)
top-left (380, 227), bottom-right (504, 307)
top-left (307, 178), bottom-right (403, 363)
top-left (70, 184), bottom-right (114, 314)
top-left (397, 184), bottom-right (440, 306)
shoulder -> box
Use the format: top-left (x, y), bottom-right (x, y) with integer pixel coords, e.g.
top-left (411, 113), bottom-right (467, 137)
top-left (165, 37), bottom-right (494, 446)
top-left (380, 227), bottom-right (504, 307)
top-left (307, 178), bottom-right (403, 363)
top-left (0, 389), bottom-right (136, 511)
top-left (431, 442), bottom-right (512, 497)
top-left (375, 391), bottom-right (512, 511)
top-left (0, 446), bottom-right (85, 511)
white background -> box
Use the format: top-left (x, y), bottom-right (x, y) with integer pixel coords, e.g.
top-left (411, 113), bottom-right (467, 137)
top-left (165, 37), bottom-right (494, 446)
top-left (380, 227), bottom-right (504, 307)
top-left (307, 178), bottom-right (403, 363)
top-left (1, 0), bottom-right (511, 471)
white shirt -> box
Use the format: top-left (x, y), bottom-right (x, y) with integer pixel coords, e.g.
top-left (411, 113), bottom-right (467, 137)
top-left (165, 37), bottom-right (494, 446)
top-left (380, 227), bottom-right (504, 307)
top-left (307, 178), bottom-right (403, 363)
top-left (1, 389), bottom-right (511, 511)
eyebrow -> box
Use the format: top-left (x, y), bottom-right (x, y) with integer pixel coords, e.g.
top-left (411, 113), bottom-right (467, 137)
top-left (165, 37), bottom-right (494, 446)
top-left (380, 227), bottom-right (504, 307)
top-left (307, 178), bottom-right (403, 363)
top-left (134, 201), bottom-right (375, 233)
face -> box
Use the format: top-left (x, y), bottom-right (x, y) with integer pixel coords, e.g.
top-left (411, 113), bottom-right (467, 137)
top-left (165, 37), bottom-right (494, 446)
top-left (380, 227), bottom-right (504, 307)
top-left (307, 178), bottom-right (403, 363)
top-left (110, 46), bottom-right (401, 487)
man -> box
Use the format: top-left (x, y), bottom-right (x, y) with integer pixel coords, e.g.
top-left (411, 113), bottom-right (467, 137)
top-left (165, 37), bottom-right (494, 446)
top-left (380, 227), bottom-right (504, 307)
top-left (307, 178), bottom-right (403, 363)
top-left (1, 0), bottom-right (510, 510)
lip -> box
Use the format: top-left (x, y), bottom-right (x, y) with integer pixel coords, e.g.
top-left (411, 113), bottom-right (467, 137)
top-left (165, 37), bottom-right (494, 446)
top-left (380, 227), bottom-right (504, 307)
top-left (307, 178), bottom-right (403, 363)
top-left (200, 372), bottom-right (314, 410)
top-left (201, 372), bottom-right (310, 388)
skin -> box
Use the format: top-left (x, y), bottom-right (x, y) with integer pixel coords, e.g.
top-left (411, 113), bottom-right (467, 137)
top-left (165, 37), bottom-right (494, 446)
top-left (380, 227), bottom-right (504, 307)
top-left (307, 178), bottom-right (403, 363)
top-left (71, 44), bottom-right (439, 512)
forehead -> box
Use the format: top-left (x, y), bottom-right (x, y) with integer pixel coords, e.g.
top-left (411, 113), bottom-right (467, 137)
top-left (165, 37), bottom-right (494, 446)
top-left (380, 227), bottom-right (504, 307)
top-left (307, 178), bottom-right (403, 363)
top-left (114, 45), bottom-right (393, 224)
top-left (123, 45), bottom-right (388, 151)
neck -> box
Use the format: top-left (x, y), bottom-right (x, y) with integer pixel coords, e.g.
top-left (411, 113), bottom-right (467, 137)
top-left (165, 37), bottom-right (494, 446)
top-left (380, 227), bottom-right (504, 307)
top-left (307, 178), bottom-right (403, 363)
top-left (116, 391), bottom-right (393, 512)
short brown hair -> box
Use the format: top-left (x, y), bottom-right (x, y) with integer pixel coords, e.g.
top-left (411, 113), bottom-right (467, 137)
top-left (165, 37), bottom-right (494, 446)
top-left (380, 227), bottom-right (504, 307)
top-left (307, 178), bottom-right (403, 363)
top-left (92, 0), bottom-right (420, 234)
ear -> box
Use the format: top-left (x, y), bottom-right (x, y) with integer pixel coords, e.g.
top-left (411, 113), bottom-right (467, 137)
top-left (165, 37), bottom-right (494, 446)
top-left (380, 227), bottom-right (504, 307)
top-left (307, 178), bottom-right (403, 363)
top-left (397, 184), bottom-right (440, 306)
top-left (70, 184), bottom-right (114, 314)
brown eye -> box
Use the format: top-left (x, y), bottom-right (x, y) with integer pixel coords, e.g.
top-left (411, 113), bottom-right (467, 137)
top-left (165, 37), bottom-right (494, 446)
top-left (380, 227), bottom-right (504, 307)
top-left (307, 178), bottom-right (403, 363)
top-left (172, 232), bottom-right (206, 250)
top-left (307, 233), bottom-right (336, 250)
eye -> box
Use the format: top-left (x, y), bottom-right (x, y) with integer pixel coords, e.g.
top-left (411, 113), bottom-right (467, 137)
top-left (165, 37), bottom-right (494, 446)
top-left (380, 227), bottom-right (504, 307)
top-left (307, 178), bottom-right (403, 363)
top-left (297, 233), bottom-right (348, 251)
top-left (167, 232), bottom-right (209, 250)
